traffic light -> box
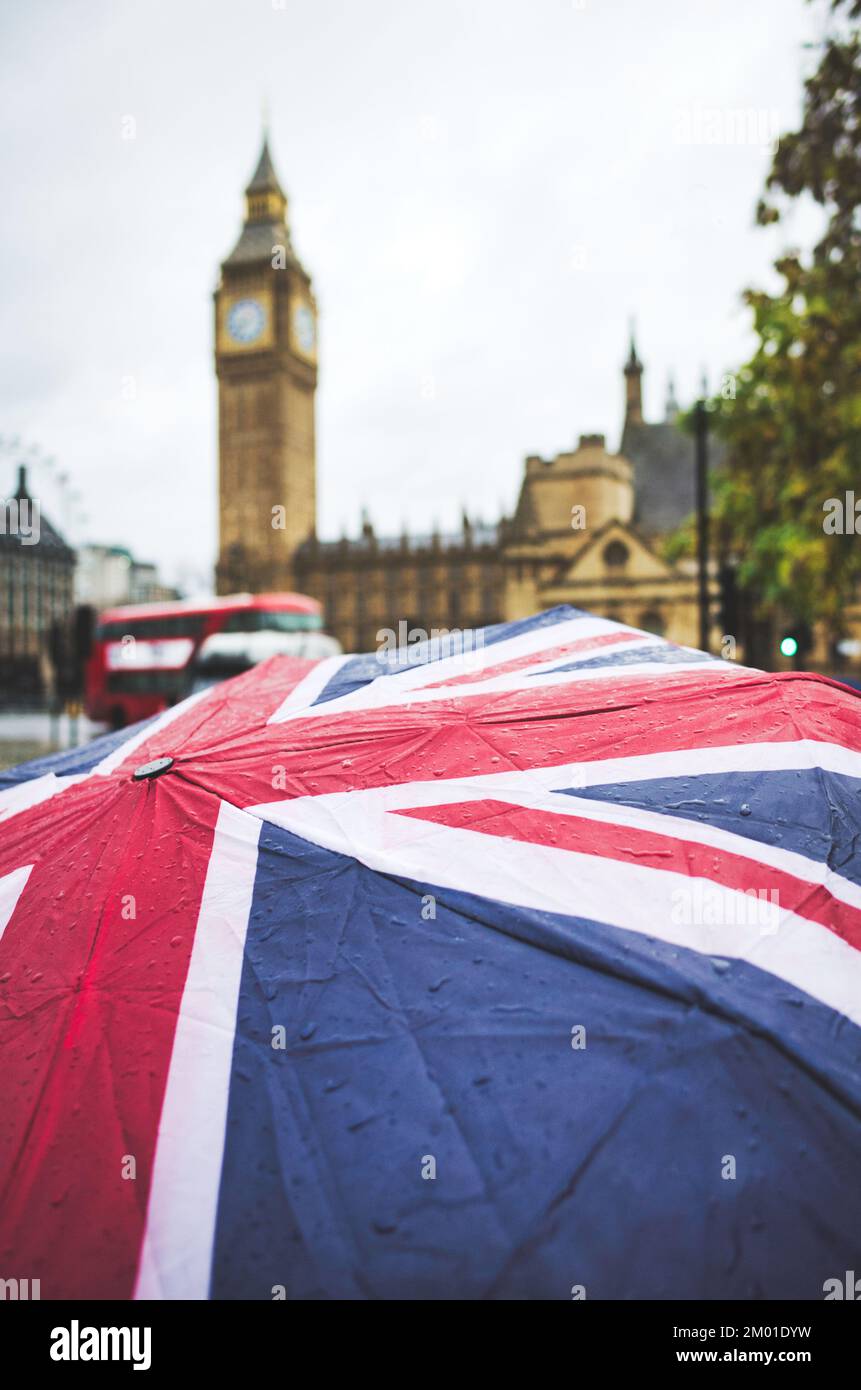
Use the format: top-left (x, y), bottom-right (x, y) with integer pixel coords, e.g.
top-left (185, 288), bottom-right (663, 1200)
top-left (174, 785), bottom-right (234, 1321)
top-left (778, 622), bottom-right (812, 667)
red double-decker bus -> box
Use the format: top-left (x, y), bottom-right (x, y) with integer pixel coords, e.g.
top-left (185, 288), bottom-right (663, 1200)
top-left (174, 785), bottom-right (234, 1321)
top-left (85, 592), bottom-right (331, 728)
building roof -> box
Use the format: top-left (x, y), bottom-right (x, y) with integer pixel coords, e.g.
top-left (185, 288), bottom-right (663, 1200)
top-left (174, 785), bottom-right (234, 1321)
top-left (624, 330), bottom-right (643, 377)
top-left (223, 132), bottom-right (305, 271)
top-left (223, 220), bottom-right (299, 268)
top-left (621, 418), bottom-right (703, 535)
top-left (246, 136), bottom-right (282, 196)
top-left (0, 465), bottom-right (75, 558)
top-left (79, 543), bottom-right (134, 562)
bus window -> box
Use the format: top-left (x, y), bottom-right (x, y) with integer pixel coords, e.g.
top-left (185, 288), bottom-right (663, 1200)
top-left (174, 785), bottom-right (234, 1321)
top-left (221, 610), bottom-right (322, 634)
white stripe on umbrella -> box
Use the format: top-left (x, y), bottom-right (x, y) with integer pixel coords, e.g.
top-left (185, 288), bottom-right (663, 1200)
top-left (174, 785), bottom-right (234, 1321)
top-left (246, 741), bottom-right (861, 1031)
top-left (134, 800), bottom-right (261, 1301)
top-left (0, 864), bottom-right (33, 943)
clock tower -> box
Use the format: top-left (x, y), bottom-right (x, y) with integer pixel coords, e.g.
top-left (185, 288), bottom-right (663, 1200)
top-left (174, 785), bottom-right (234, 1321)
top-left (215, 133), bottom-right (318, 594)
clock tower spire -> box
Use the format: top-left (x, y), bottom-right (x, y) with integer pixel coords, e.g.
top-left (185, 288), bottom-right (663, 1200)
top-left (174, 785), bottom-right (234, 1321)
top-left (215, 130), bottom-right (318, 595)
top-left (244, 133), bottom-right (288, 224)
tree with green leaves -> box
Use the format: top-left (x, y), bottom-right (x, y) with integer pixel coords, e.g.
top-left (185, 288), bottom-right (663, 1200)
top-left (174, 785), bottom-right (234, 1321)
top-left (710, 0), bottom-right (861, 665)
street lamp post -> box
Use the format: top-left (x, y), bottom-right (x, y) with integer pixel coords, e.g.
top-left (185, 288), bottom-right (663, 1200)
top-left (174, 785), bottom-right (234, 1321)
top-left (694, 396), bottom-right (710, 653)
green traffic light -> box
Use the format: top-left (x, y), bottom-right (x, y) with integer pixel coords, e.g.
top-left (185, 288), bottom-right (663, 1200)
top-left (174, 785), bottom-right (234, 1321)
top-left (780, 636), bottom-right (799, 658)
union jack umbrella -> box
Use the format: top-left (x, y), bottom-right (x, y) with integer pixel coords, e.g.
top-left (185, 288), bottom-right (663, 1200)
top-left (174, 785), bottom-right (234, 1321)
top-left (1, 606), bottom-right (860, 1300)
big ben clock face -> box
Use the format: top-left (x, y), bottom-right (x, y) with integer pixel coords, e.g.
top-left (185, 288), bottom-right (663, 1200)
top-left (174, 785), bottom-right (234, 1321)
top-left (227, 297), bottom-right (266, 345)
top-left (293, 302), bottom-right (317, 356)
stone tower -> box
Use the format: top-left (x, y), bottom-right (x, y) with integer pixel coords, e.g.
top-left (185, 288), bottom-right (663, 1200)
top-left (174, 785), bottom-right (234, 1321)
top-left (215, 133), bottom-right (318, 593)
top-left (623, 328), bottom-right (644, 427)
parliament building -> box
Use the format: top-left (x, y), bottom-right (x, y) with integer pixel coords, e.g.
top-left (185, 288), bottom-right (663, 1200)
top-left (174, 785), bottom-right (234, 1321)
top-left (215, 136), bottom-right (708, 653)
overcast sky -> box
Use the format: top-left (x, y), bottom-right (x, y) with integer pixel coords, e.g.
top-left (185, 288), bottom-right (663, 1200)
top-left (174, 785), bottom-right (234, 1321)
top-left (0, 0), bottom-right (827, 591)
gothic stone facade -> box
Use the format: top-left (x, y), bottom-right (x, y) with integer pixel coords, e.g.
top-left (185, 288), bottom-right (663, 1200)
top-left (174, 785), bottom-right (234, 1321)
top-left (215, 137), bottom-right (317, 597)
top-left (217, 138), bottom-right (707, 654)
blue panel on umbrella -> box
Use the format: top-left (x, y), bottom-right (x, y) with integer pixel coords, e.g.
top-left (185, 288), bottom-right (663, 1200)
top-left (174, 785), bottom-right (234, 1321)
top-left (210, 820), bottom-right (861, 1300)
top-left (0, 715), bottom-right (158, 788)
top-left (557, 769), bottom-right (861, 888)
top-left (311, 605), bottom-right (589, 705)
top-left (534, 644), bottom-right (716, 676)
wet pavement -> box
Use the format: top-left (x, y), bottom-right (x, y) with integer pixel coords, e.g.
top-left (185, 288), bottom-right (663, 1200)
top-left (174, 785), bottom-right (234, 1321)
top-left (0, 712), bottom-right (107, 773)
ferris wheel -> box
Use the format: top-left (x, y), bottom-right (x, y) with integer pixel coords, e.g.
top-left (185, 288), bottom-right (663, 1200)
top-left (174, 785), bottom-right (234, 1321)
top-left (0, 434), bottom-right (89, 542)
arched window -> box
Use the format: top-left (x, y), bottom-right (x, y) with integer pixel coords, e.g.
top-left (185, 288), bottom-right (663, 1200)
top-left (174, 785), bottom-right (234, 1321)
top-left (603, 539), bottom-right (630, 569)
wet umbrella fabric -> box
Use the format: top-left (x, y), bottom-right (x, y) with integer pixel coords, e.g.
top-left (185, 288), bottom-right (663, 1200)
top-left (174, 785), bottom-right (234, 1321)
top-left (0, 605), bottom-right (860, 1299)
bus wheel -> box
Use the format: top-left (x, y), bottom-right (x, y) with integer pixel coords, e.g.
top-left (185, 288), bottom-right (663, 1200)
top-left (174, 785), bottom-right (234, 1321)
top-left (109, 707), bottom-right (126, 731)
